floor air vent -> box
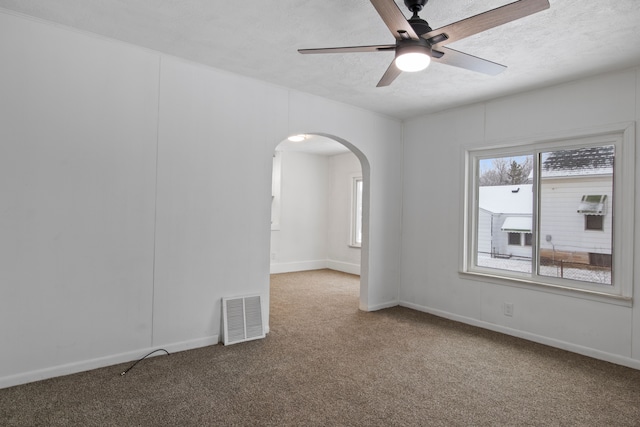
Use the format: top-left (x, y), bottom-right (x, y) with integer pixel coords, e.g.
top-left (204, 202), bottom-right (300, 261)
top-left (222, 295), bottom-right (265, 345)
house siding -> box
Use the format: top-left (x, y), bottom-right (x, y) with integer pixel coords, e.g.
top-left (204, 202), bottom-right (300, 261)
top-left (478, 208), bottom-right (492, 255)
top-left (539, 175), bottom-right (613, 260)
top-left (493, 213), bottom-right (532, 259)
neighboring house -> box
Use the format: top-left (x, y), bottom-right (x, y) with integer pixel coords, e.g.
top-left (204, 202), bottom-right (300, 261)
top-left (478, 184), bottom-right (533, 259)
top-left (538, 145), bottom-right (614, 266)
top-left (478, 146), bottom-right (614, 265)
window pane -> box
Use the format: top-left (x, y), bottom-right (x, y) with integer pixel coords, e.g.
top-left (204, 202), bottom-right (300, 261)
top-left (355, 179), bottom-right (363, 245)
top-left (476, 155), bottom-right (533, 273)
top-left (351, 178), bottom-right (363, 246)
top-left (524, 233), bottom-right (533, 246)
top-left (508, 233), bottom-right (521, 245)
top-left (585, 214), bottom-right (603, 230)
top-left (538, 146), bottom-right (613, 285)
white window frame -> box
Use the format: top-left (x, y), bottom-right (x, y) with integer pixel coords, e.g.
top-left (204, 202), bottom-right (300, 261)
top-left (506, 232), bottom-right (532, 247)
top-left (584, 214), bottom-right (604, 231)
top-left (462, 123), bottom-right (635, 303)
top-left (507, 232), bottom-right (524, 246)
top-left (350, 175), bottom-right (363, 248)
top-left (271, 152), bottom-right (282, 231)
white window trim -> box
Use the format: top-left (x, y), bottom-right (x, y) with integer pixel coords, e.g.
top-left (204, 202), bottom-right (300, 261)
top-left (461, 122), bottom-right (635, 305)
top-left (271, 152), bottom-right (282, 231)
top-left (584, 214), bottom-right (604, 231)
top-left (350, 174), bottom-right (363, 248)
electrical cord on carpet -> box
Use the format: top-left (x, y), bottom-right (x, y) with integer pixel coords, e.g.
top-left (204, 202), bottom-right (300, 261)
top-left (120, 349), bottom-right (170, 376)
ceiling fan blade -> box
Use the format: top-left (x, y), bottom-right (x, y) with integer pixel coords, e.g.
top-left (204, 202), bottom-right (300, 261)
top-left (298, 44), bottom-right (396, 54)
top-left (431, 47), bottom-right (506, 75)
top-left (424, 0), bottom-right (550, 47)
top-left (370, 0), bottom-right (419, 41)
top-left (376, 60), bottom-right (402, 87)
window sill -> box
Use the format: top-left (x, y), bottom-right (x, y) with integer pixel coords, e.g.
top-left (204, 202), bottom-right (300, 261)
top-left (349, 244), bottom-right (362, 249)
top-left (459, 270), bottom-right (632, 307)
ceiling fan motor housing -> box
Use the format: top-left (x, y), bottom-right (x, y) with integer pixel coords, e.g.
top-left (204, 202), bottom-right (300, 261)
top-left (395, 37), bottom-right (432, 58)
top-left (408, 16), bottom-right (432, 35)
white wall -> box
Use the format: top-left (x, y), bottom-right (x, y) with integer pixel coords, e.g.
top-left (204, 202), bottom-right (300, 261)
top-left (151, 56), bottom-right (286, 350)
top-left (327, 152), bottom-right (362, 274)
top-left (270, 151), bottom-right (330, 273)
top-left (270, 151), bottom-right (362, 275)
top-left (400, 68), bottom-right (640, 369)
top-left (0, 11), bottom-right (159, 386)
top-left (539, 176), bottom-right (613, 255)
top-left (287, 94), bottom-right (404, 311)
top-left (0, 11), bottom-right (403, 388)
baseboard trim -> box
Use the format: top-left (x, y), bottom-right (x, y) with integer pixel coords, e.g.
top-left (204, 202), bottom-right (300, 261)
top-left (270, 259), bottom-right (362, 275)
top-left (366, 300), bottom-right (399, 311)
top-left (326, 260), bottom-right (360, 275)
top-left (153, 335), bottom-right (220, 354)
top-left (0, 335), bottom-right (219, 389)
top-left (270, 260), bottom-right (327, 274)
top-left (400, 301), bottom-right (640, 370)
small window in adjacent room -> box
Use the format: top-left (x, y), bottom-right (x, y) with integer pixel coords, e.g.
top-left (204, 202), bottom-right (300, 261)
top-left (350, 176), bottom-right (363, 247)
top-left (271, 152), bottom-right (282, 230)
top-left (463, 124), bottom-right (635, 301)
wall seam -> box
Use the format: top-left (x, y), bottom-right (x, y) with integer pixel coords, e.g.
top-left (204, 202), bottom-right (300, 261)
top-left (150, 55), bottom-right (162, 347)
top-left (633, 67), bottom-right (639, 360)
top-left (397, 121), bottom-right (406, 304)
top-left (483, 101), bottom-right (487, 140)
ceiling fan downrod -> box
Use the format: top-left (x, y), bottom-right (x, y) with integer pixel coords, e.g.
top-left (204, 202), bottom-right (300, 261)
top-left (404, 0), bottom-right (432, 36)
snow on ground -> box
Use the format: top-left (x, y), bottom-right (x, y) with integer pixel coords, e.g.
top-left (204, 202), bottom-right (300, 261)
top-left (477, 254), bottom-right (611, 284)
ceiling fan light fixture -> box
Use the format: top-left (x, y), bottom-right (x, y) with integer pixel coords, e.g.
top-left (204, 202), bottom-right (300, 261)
top-left (395, 52), bottom-right (430, 72)
top-left (395, 41), bottom-right (431, 72)
top-left (287, 134), bottom-right (306, 142)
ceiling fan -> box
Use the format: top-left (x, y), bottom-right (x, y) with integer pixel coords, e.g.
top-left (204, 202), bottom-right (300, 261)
top-left (298, 0), bottom-right (550, 87)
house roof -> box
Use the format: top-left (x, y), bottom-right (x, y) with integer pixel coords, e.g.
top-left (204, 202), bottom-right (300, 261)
top-left (501, 216), bottom-right (532, 232)
top-left (541, 145), bottom-right (614, 178)
top-left (479, 184), bottom-right (532, 215)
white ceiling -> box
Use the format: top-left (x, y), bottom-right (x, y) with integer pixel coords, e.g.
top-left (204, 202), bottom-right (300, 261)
top-left (1, 0), bottom-right (640, 121)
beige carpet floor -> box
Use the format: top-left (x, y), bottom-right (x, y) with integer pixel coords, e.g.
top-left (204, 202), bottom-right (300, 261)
top-left (1, 269), bottom-right (639, 426)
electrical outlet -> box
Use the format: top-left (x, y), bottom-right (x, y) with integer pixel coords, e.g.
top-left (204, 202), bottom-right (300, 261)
top-left (271, 252), bottom-right (276, 261)
top-left (503, 302), bottom-right (514, 317)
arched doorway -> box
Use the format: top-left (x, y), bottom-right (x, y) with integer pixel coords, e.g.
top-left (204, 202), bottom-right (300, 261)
top-left (269, 133), bottom-right (371, 310)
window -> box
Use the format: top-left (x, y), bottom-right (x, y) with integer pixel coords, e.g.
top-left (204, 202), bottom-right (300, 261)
top-left (350, 176), bottom-right (363, 247)
top-left (271, 152), bottom-right (282, 230)
top-left (505, 232), bottom-right (532, 247)
top-left (580, 194), bottom-right (606, 231)
top-left (463, 124), bottom-right (634, 301)
top-left (508, 233), bottom-right (521, 245)
top-left (585, 215), bottom-right (603, 231)
top-left (524, 233), bottom-right (533, 246)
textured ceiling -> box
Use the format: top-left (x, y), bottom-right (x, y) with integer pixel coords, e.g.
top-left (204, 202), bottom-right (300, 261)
top-left (1, 0), bottom-right (640, 120)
